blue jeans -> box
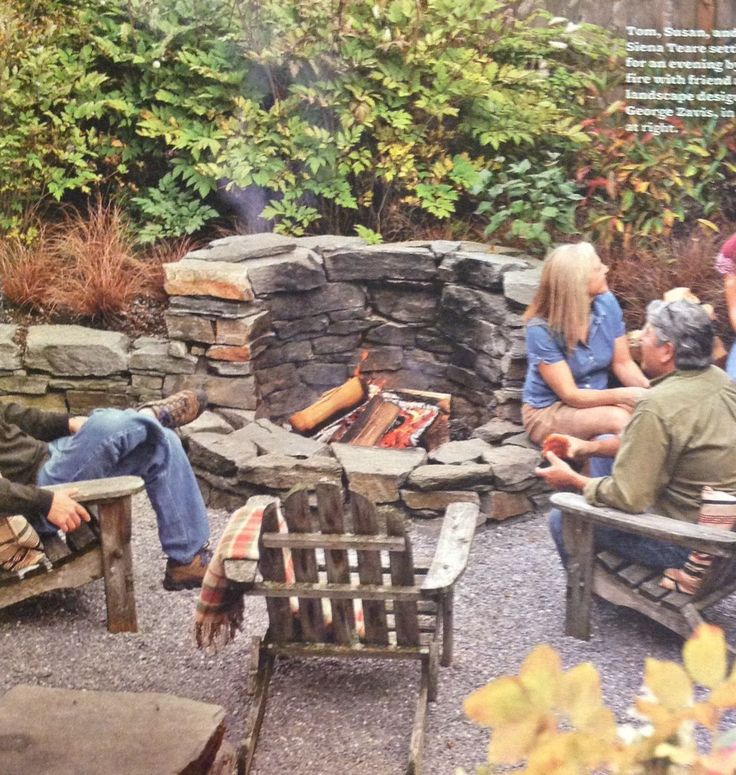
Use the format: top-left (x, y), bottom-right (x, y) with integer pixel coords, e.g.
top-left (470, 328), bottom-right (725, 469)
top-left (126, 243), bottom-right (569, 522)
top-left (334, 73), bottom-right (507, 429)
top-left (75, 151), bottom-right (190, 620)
top-left (548, 446), bottom-right (689, 571)
top-left (726, 343), bottom-right (736, 381)
top-left (36, 409), bottom-right (209, 564)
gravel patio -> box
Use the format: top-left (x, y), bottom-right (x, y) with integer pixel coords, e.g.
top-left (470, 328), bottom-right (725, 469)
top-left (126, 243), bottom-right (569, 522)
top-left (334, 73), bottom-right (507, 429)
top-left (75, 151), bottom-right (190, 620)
top-left (3, 494), bottom-right (734, 774)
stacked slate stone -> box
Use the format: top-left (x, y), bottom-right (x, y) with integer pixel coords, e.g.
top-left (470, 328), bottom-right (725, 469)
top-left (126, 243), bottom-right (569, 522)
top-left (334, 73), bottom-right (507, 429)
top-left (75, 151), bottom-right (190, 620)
top-left (162, 233), bottom-right (540, 431)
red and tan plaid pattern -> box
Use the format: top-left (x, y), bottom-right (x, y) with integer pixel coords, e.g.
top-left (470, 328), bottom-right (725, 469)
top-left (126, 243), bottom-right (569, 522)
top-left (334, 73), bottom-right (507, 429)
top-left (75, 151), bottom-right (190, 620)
top-left (195, 495), bottom-right (294, 649)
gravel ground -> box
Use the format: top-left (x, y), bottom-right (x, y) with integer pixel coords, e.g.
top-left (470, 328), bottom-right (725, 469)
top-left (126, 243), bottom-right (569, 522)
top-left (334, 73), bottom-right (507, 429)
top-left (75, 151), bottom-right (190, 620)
top-left (3, 494), bottom-right (736, 774)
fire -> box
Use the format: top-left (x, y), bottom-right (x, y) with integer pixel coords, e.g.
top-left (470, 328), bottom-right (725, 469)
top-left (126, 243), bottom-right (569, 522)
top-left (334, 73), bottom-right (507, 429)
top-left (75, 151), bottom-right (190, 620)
top-left (379, 405), bottom-right (439, 449)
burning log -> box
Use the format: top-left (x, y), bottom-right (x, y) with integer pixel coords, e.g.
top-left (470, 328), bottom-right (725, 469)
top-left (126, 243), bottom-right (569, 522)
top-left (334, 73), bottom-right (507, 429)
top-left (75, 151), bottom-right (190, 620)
top-left (340, 396), bottom-right (401, 446)
top-left (289, 376), bottom-right (367, 434)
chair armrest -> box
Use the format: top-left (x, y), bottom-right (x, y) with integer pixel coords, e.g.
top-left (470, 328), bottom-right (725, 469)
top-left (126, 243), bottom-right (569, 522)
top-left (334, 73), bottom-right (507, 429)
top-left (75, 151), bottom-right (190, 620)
top-left (421, 502), bottom-right (477, 595)
top-left (550, 492), bottom-right (736, 557)
top-left (41, 476), bottom-right (145, 503)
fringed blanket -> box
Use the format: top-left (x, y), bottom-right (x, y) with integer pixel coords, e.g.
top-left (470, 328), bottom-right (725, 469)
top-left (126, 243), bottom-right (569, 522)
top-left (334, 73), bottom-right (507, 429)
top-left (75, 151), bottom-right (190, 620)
top-left (0, 515), bottom-right (50, 576)
top-left (660, 487), bottom-right (736, 595)
top-left (195, 495), bottom-right (366, 650)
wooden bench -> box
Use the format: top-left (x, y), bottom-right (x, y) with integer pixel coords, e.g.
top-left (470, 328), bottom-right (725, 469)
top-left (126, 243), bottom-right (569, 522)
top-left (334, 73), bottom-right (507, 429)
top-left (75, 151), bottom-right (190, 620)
top-left (224, 482), bottom-right (478, 775)
top-left (551, 491), bottom-right (736, 644)
top-left (0, 476), bottom-right (145, 633)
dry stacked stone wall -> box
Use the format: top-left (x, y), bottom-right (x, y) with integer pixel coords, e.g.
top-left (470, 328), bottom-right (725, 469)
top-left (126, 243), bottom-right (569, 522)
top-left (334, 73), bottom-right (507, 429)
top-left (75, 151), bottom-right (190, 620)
top-left (0, 233), bottom-right (546, 522)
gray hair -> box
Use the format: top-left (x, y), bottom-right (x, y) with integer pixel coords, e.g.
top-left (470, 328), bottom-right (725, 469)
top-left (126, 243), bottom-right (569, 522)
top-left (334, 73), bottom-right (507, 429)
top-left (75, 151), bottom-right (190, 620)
top-left (646, 299), bottom-right (713, 370)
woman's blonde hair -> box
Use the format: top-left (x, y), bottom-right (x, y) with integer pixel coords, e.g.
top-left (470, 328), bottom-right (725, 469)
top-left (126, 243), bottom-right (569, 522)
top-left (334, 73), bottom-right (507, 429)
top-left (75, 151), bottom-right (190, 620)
top-left (523, 242), bottom-right (600, 351)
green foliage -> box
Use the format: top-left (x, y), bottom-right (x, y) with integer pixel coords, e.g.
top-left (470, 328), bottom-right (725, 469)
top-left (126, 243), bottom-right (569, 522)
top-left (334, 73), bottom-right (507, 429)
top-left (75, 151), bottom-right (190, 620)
top-left (473, 153), bottom-right (583, 252)
top-left (577, 107), bottom-right (736, 249)
top-left (463, 624), bottom-right (736, 774)
top-left (354, 224), bottom-right (383, 244)
top-left (1, 0), bottom-right (621, 240)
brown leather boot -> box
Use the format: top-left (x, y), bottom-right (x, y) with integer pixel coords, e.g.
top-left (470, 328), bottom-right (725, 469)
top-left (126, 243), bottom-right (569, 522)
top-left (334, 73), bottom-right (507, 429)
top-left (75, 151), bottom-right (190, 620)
top-left (138, 389), bottom-right (208, 429)
top-left (163, 545), bottom-right (212, 591)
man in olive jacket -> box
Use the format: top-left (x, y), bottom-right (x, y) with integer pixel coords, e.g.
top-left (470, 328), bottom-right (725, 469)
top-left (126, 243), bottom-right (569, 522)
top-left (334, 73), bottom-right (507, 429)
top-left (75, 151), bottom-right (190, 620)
top-left (538, 299), bottom-right (736, 569)
top-left (0, 390), bottom-right (211, 590)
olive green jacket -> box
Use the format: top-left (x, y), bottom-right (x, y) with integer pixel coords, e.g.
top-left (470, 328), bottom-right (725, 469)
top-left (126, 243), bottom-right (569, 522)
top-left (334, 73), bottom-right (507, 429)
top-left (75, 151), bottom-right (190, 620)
top-left (584, 366), bottom-right (736, 523)
top-left (0, 403), bottom-right (70, 520)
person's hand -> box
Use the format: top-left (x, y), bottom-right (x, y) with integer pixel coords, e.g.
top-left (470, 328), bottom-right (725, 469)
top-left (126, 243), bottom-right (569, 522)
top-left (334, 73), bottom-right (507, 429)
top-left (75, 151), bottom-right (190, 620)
top-left (68, 416), bottom-right (87, 434)
top-left (535, 451), bottom-right (586, 491)
top-left (614, 386), bottom-right (648, 410)
top-left (47, 489), bottom-right (90, 533)
top-left (543, 433), bottom-right (591, 462)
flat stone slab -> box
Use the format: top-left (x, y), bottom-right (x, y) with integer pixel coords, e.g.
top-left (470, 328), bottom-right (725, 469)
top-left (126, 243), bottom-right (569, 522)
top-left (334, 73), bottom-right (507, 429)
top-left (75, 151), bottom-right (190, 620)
top-left (238, 419), bottom-right (329, 458)
top-left (472, 418), bottom-right (525, 444)
top-left (0, 325), bottom-right (21, 370)
top-left (267, 282), bottom-right (366, 321)
top-left (129, 338), bottom-right (197, 374)
top-left (406, 463), bottom-right (494, 491)
top-left (243, 248), bottom-right (326, 295)
top-left (164, 374), bottom-right (258, 410)
top-left (168, 296), bottom-right (261, 319)
top-left (296, 234), bottom-right (366, 252)
top-left (0, 684), bottom-right (226, 775)
top-left (482, 445), bottom-right (540, 491)
top-left (178, 410), bottom-right (233, 440)
top-left (25, 325), bottom-right (129, 376)
top-left (428, 438), bottom-right (493, 465)
top-left (188, 431), bottom-right (259, 476)
top-left (324, 245), bottom-right (438, 282)
top-left (164, 259), bottom-right (254, 301)
top-left (186, 232), bottom-right (297, 261)
top-left (330, 444), bottom-right (427, 503)
top-left (439, 250), bottom-right (530, 290)
top-left (236, 453), bottom-right (343, 490)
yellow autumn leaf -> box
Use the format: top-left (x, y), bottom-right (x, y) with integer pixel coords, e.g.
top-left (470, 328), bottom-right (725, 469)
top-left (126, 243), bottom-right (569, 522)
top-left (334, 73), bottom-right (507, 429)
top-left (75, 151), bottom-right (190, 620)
top-left (464, 676), bottom-right (532, 727)
top-left (683, 624), bottom-right (727, 688)
top-left (710, 679), bottom-right (736, 708)
top-left (487, 714), bottom-right (545, 763)
top-left (526, 733), bottom-right (580, 775)
top-left (559, 662), bottom-right (604, 727)
top-left (692, 701), bottom-right (720, 729)
top-left (654, 741), bottom-right (698, 765)
top-left (634, 699), bottom-right (682, 738)
top-left (520, 643), bottom-right (563, 710)
top-left (645, 659), bottom-right (693, 710)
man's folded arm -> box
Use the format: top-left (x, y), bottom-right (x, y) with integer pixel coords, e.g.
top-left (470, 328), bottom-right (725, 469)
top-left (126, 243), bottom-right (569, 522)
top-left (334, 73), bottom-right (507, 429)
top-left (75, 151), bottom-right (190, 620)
top-left (583, 408), bottom-right (671, 513)
top-left (0, 402), bottom-right (70, 442)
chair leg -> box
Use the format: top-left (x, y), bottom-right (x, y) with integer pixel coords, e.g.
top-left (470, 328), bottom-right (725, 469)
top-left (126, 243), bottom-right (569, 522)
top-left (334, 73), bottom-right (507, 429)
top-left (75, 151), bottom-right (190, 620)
top-left (239, 638), bottom-right (275, 775)
top-left (563, 513), bottom-right (594, 641)
top-left (407, 657), bottom-right (430, 775)
top-left (98, 497), bottom-right (137, 634)
top-left (439, 591), bottom-right (453, 667)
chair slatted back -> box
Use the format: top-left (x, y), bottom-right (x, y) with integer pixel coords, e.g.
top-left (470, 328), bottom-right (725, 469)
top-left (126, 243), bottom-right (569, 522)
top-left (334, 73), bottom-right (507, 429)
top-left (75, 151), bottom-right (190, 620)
top-left (257, 484), bottom-right (422, 649)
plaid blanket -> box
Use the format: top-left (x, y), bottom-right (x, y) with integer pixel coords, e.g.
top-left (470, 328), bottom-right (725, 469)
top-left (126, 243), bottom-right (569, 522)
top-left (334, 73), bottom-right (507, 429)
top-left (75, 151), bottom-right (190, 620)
top-left (195, 494), bottom-right (366, 650)
top-left (0, 515), bottom-right (50, 577)
top-left (195, 495), bottom-right (292, 649)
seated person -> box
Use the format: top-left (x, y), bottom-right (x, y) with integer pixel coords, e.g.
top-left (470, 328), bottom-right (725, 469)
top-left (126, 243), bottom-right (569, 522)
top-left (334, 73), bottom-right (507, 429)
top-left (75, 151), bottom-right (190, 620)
top-left (714, 232), bottom-right (736, 379)
top-left (522, 242), bottom-right (649, 446)
top-left (537, 299), bottom-right (736, 571)
top-left (0, 389), bottom-right (211, 590)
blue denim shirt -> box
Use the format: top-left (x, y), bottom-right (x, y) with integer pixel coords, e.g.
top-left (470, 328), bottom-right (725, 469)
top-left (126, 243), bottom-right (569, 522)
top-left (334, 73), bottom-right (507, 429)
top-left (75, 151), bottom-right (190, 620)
top-left (522, 291), bottom-right (626, 408)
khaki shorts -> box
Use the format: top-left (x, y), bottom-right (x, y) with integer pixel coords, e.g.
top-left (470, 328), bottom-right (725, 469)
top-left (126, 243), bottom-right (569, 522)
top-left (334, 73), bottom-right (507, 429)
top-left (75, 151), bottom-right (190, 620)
top-left (522, 402), bottom-right (599, 447)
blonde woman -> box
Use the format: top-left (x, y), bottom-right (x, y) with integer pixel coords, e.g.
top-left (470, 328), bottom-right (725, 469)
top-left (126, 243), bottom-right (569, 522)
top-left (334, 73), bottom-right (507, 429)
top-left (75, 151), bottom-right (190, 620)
top-left (522, 242), bottom-right (649, 446)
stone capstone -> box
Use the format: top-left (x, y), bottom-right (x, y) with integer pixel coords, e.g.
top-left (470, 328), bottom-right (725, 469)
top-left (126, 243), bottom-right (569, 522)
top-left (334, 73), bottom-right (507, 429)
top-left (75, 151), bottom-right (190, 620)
top-left (186, 232), bottom-right (297, 261)
top-left (164, 259), bottom-right (254, 301)
top-left (324, 245), bottom-right (438, 282)
top-left (503, 265), bottom-right (542, 307)
top-left (187, 430), bottom-right (259, 476)
top-left (296, 234), bottom-right (366, 252)
top-left (25, 326), bottom-right (129, 376)
top-left (439, 251), bottom-right (530, 291)
top-left (330, 444), bottom-right (427, 503)
top-left (244, 248), bottom-right (327, 295)
top-left (472, 418), bottom-right (525, 443)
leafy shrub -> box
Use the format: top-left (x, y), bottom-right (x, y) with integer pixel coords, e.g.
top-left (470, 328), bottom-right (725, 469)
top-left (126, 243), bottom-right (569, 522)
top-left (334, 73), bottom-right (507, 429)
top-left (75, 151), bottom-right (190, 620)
top-left (463, 623), bottom-right (736, 774)
top-left (473, 153), bottom-right (583, 253)
top-left (577, 107), bottom-right (736, 249)
top-left (1, 0), bottom-right (621, 240)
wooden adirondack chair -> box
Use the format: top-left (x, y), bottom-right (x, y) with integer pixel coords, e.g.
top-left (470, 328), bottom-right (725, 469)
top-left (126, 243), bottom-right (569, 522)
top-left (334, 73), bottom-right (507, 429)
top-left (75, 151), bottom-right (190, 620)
top-left (0, 476), bottom-right (145, 633)
top-left (550, 491), bottom-right (736, 643)
top-left (224, 482), bottom-right (478, 775)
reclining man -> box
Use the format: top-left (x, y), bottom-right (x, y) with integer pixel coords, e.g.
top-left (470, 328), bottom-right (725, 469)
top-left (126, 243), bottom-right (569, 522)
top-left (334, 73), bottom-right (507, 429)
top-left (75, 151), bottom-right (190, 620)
top-left (537, 299), bottom-right (736, 570)
top-left (0, 389), bottom-right (211, 590)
